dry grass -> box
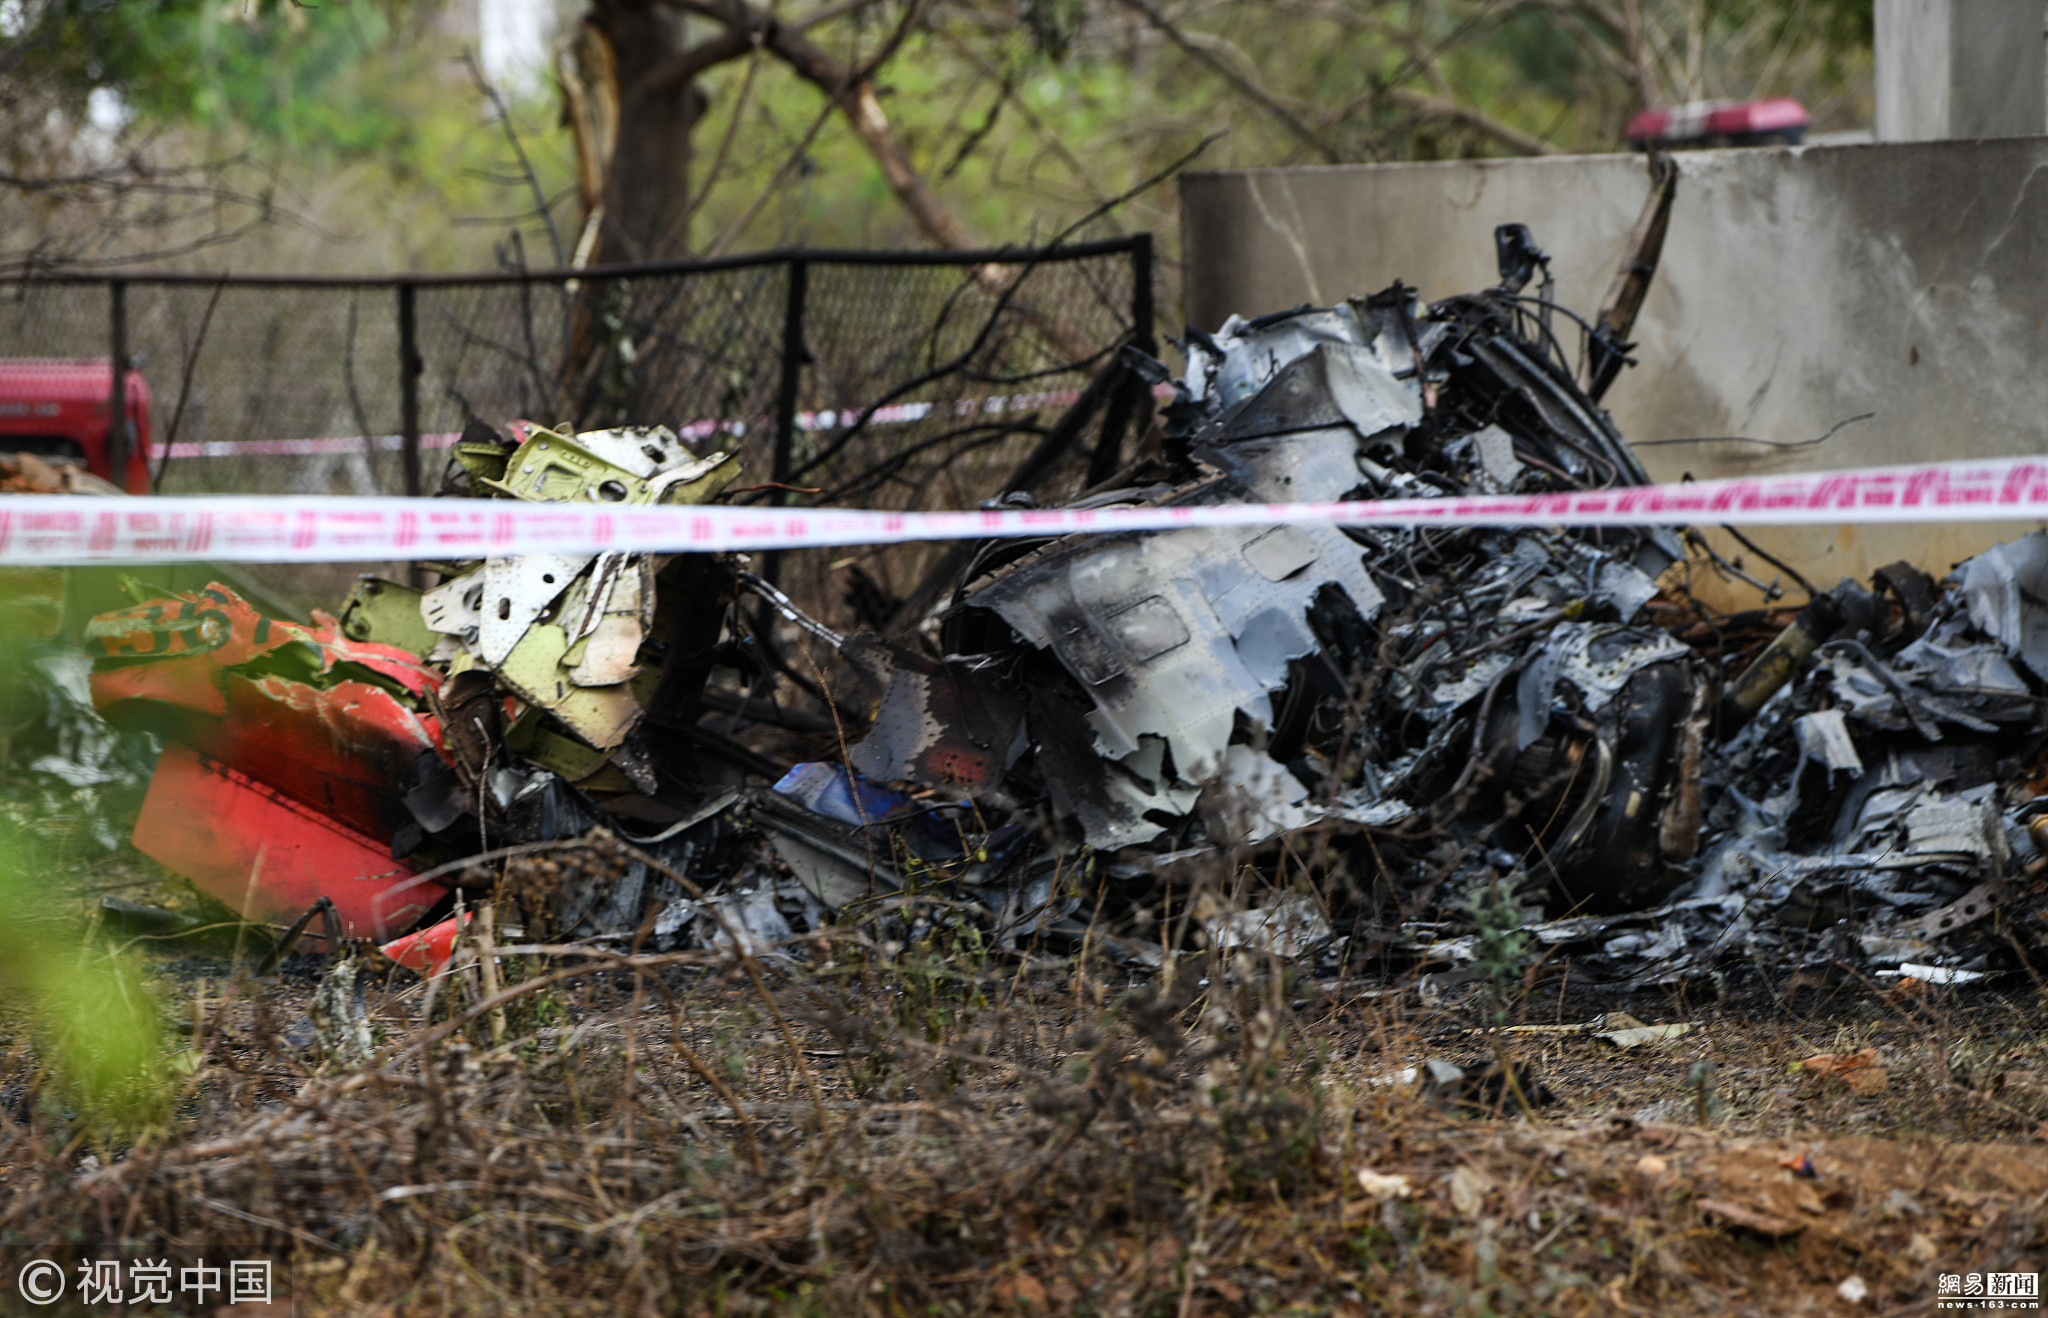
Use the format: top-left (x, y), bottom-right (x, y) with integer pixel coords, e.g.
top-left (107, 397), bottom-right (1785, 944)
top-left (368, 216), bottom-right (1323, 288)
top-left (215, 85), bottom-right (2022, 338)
top-left (6, 841), bottom-right (2048, 1317)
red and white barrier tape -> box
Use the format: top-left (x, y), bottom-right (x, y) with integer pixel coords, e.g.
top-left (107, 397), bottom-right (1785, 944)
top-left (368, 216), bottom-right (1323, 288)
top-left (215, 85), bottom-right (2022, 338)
top-left (148, 432), bottom-right (462, 461)
top-left (143, 386), bottom-right (1110, 461)
top-left (5, 457), bottom-right (2048, 565)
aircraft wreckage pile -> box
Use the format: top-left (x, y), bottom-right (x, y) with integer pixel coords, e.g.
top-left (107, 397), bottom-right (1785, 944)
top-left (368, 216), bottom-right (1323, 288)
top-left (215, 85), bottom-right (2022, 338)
top-left (63, 251), bottom-right (2048, 993)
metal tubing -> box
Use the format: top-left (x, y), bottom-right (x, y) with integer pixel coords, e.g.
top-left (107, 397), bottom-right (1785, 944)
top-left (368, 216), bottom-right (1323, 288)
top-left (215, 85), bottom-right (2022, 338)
top-left (396, 283), bottom-right (422, 499)
top-left (771, 259), bottom-right (808, 501)
top-left (759, 258), bottom-right (809, 593)
top-left (1130, 231), bottom-right (1156, 356)
top-left (17, 236), bottom-right (1149, 289)
top-left (107, 280), bottom-right (128, 483)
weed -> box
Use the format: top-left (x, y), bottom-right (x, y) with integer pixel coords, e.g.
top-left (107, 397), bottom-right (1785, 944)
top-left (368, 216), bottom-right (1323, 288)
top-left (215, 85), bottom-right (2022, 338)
top-left (1465, 872), bottom-right (1533, 1026)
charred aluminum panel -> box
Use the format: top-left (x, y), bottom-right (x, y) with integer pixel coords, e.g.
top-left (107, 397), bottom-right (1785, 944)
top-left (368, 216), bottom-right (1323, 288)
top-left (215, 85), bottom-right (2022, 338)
top-left (1189, 341), bottom-right (1423, 447)
top-left (962, 343), bottom-right (1395, 817)
top-left (1183, 300), bottom-right (1419, 412)
top-left (1024, 685), bottom-right (1198, 850)
top-left (1201, 743), bottom-right (1323, 844)
top-left (1195, 427), bottom-right (1365, 505)
top-left (1794, 709), bottom-right (1864, 774)
top-left (844, 639), bottom-right (1029, 793)
top-left (969, 514), bottom-right (1382, 796)
top-left (1523, 623), bottom-right (1692, 719)
top-left (1960, 531), bottom-right (2048, 684)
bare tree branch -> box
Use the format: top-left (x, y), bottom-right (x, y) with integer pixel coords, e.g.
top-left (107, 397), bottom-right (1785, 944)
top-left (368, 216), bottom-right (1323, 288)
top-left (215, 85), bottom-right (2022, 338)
top-left (0, 146), bottom-right (319, 276)
top-left (559, 21), bottom-right (619, 221)
top-left (934, 26), bottom-right (1108, 202)
top-left (464, 49), bottom-right (567, 267)
top-left (682, 7), bottom-right (774, 223)
top-left (1508, 0), bottom-right (1649, 91)
top-left (654, 0), bottom-right (969, 250)
top-left (153, 277), bottom-right (226, 492)
top-left (787, 0), bottom-right (878, 31)
top-left (632, 21), bottom-right (765, 106)
top-left (1271, 0), bottom-right (1564, 156)
top-left (1116, 0), bottom-right (1345, 164)
top-left (756, 1), bottom-right (971, 249)
top-left (1608, 0), bottom-right (1667, 110)
top-left (701, 83), bottom-right (843, 257)
top-left (1385, 87), bottom-right (1561, 156)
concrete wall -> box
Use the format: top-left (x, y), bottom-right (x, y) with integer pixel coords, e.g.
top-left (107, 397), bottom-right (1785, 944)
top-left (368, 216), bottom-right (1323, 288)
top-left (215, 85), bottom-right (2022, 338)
top-left (1875, 0), bottom-right (2046, 141)
top-left (1180, 139), bottom-right (2048, 605)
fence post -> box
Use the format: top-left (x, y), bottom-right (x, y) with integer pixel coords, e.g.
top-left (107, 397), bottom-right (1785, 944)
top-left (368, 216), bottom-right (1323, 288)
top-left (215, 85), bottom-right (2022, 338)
top-left (1130, 232), bottom-right (1156, 357)
top-left (763, 259), bottom-right (808, 591)
top-left (772, 259), bottom-right (809, 500)
top-left (106, 280), bottom-right (128, 485)
top-left (1082, 235), bottom-right (1157, 488)
top-left (396, 282), bottom-right (422, 499)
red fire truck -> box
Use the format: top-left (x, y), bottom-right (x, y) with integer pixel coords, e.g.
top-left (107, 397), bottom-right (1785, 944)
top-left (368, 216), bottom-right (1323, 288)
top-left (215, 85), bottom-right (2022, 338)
top-left (0, 359), bottom-right (152, 492)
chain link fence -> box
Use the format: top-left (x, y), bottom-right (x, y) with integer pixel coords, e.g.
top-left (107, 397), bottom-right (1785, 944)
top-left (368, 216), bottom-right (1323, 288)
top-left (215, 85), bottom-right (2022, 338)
top-left (0, 239), bottom-right (1156, 616)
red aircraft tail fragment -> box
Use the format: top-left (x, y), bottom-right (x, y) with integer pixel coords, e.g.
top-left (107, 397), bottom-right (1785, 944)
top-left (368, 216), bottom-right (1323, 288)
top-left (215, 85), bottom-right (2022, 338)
top-left (88, 584), bottom-right (454, 940)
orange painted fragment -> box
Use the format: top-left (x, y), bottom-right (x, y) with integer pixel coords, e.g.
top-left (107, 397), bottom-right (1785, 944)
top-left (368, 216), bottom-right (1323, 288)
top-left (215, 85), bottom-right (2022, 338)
top-left (89, 582), bottom-right (452, 844)
top-left (132, 744), bottom-right (448, 942)
top-left (379, 912), bottom-right (471, 978)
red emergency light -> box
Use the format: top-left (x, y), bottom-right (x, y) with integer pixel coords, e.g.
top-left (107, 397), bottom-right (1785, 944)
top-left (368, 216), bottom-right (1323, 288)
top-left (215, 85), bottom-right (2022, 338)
top-left (0, 358), bottom-right (152, 492)
top-left (1625, 98), bottom-right (1808, 149)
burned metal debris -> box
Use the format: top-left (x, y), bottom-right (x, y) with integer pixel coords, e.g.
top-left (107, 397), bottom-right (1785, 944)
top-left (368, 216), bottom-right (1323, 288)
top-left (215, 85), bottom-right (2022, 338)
top-left (913, 232), bottom-right (1692, 930)
top-left (64, 224), bottom-right (2048, 997)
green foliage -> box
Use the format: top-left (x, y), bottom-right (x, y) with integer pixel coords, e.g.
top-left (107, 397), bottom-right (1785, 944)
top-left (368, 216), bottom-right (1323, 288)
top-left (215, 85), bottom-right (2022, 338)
top-left (0, 625), bottom-right (166, 1128)
top-left (3, 1), bottom-right (1876, 273)
top-left (1022, 0), bottom-right (1089, 62)
top-left (686, 0), bottom-right (1873, 254)
top-left (1743, 0), bottom-right (1873, 50)
top-left (26, 1), bottom-right (429, 158)
top-left (0, 834), bottom-right (166, 1130)
top-left (7, 0), bottom-right (577, 270)
top-left (1491, 8), bottom-right (1587, 99)
top-left (1465, 873), bottom-right (1532, 1026)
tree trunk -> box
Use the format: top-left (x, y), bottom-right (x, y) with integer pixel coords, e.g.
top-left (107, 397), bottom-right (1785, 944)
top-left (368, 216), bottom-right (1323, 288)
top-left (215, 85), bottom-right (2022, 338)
top-left (584, 1), bottom-right (703, 262)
